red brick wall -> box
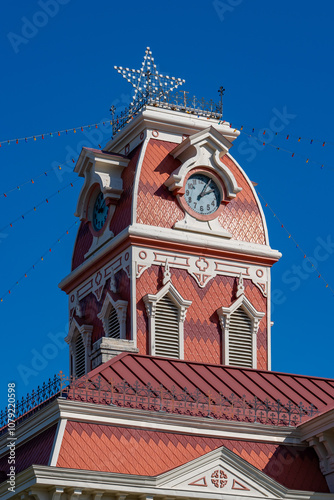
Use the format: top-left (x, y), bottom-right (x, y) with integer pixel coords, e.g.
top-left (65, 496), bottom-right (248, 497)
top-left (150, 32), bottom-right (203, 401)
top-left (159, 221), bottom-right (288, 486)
top-left (77, 269), bottom-right (131, 346)
top-left (219, 155), bottom-right (266, 244)
top-left (136, 265), bottom-right (267, 368)
top-left (110, 144), bottom-right (142, 235)
top-left (72, 221), bottom-right (93, 271)
top-left (136, 139), bottom-right (183, 227)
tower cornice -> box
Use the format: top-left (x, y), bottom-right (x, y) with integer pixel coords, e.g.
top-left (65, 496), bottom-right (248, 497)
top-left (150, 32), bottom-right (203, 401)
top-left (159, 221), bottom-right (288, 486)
top-left (104, 105), bottom-right (240, 156)
top-left (59, 224), bottom-right (281, 294)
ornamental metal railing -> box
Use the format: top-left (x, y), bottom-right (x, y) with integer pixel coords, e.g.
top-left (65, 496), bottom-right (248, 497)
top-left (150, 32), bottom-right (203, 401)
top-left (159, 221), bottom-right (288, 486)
top-left (110, 91), bottom-right (224, 138)
top-left (0, 372), bottom-right (319, 435)
top-left (0, 374), bottom-right (62, 435)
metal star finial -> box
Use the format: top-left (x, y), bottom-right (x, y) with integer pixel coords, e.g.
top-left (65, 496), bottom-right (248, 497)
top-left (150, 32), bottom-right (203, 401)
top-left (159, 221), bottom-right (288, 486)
top-left (114, 47), bottom-right (185, 107)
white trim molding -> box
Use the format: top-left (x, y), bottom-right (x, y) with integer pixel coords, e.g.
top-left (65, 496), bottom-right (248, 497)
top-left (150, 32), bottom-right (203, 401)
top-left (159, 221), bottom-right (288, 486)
top-left (73, 147), bottom-right (130, 257)
top-left (164, 127), bottom-right (242, 238)
top-left (104, 105), bottom-right (240, 156)
top-left (74, 148), bottom-right (130, 220)
top-left (4, 450), bottom-right (333, 500)
top-left (143, 281), bottom-right (192, 358)
top-left (217, 293), bottom-right (265, 369)
top-left (0, 397), bottom-right (302, 459)
top-left (307, 433), bottom-right (334, 487)
top-left (299, 409), bottom-right (334, 491)
top-left (165, 126), bottom-right (241, 200)
top-left (49, 418), bottom-right (67, 467)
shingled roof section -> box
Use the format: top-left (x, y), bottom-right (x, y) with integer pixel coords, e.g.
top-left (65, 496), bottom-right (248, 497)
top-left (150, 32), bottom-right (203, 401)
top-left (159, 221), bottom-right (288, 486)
top-left (72, 353), bottom-right (334, 422)
top-left (0, 424), bottom-right (57, 481)
top-left (56, 422), bottom-right (329, 493)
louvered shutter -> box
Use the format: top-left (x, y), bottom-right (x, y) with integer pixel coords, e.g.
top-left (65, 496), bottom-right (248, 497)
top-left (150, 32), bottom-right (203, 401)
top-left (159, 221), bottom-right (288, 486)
top-left (75, 334), bottom-right (85, 377)
top-left (108, 306), bottom-right (120, 338)
top-left (155, 295), bottom-right (179, 358)
top-left (228, 308), bottom-right (253, 368)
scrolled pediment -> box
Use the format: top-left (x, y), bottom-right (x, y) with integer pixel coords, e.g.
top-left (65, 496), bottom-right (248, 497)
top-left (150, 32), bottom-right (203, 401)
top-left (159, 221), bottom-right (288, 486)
top-left (74, 147), bottom-right (130, 221)
top-left (165, 126), bottom-right (242, 200)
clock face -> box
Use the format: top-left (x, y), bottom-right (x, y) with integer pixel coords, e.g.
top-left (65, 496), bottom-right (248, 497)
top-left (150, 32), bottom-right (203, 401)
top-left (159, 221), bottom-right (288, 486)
top-left (92, 192), bottom-right (108, 231)
top-left (184, 173), bottom-right (221, 215)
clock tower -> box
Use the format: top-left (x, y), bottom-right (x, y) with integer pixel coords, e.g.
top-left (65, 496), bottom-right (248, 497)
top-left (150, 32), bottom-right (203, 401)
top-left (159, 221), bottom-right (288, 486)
top-left (59, 48), bottom-right (281, 378)
top-left (5, 49), bottom-right (334, 500)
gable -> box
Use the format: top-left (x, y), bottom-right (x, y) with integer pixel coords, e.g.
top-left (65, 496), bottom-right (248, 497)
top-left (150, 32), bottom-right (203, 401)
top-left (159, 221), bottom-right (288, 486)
top-left (157, 446), bottom-right (285, 497)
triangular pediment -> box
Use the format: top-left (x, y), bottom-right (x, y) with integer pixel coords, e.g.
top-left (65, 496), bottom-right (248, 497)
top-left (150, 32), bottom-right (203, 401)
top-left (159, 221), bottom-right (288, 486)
top-left (157, 446), bottom-right (286, 498)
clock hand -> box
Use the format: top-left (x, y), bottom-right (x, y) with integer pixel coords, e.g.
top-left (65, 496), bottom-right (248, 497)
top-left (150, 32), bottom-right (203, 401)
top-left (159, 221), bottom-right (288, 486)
top-left (201, 189), bottom-right (215, 196)
top-left (199, 179), bottom-right (212, 198)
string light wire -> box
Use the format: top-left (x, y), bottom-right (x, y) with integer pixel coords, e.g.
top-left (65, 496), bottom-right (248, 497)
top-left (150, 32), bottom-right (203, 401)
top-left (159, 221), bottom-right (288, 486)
top-left (238, 130), bottom-right (333, 172)
top-left (258, 191), bottom-right (334, 294)
top-left (0, 120), bottom-right (111, 147)
top-left (0, 220), bottom-right (79, 302)
top-left (1, 116), bottom-right (333, 151)
top-left (1, 179), bottom-right (80, 233)
top-left (2, 158), bottom-right (77, 198)
top-left (236, 124), bottom-right (332, 148)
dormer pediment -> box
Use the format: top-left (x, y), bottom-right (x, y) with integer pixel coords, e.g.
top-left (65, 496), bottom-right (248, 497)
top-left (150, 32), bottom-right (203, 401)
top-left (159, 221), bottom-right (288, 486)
top-left (74, 147), bottom-right (130, 221)
top-left (171, 125), bottom-right (233, 162)
top-left (165, 126), bottom-right (242, 200)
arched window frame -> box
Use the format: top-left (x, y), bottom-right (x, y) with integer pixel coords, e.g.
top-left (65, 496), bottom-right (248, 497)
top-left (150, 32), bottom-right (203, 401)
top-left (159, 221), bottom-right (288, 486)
top-left (97, 293), bottom-right (128, 339)
top-left (217, 295), bottom-right (265, 369)
top-left (143, 281), bottom-right (192, 359)
top-left (65, 319), bottom-right (93, 377)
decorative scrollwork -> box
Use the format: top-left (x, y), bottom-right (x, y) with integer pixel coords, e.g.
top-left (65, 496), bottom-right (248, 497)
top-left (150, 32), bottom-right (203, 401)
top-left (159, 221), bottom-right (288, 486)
top-left (211, 469), bottom-right (228, 488)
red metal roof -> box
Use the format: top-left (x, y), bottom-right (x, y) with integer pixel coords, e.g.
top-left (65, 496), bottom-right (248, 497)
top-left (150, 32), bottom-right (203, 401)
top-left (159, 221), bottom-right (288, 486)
top-left (74, 353), bottom-right (334, 423)
top-left (56, 421), bottom-right (328, 492)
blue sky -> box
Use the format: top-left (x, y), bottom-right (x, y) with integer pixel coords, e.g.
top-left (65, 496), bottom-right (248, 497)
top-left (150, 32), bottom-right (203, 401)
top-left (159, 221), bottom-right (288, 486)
top-left (1, 0), bottom-right (334, 410)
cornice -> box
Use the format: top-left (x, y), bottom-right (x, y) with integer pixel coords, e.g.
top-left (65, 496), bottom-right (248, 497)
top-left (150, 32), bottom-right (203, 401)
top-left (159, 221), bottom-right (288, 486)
top-left (299, 408), bottom-right (334, 440)
top-left (104, 105), bottom-right (240, 155)
top-left (0, 397), bottom-right (303, 452)
top-left (56, 399), bottom-right (302, 443)
top-left (128, 225), bottom-right (281, 263)
top-left (3, 463), bottom-right (333, 500)
top-left (59, 227), bottom-right (130, 292)
top-left (60, 224), bottom-right (281, 293)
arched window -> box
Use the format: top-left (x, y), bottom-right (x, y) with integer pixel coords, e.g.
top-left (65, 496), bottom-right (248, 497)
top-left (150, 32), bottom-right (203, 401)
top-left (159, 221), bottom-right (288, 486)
top-left (98, 293), bottom-right (127, 339)
top-left (144, 282), bottom-right (192, 359)
top-left (218, 295), bottom-right (264, 369)
top-left (65, 319), bottom-right (93, 378)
